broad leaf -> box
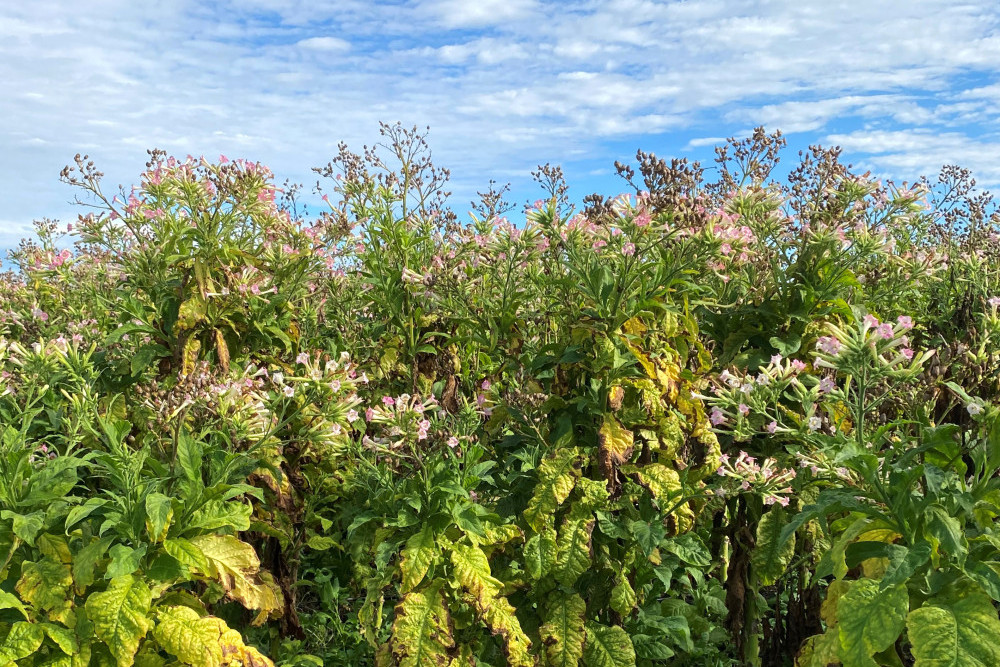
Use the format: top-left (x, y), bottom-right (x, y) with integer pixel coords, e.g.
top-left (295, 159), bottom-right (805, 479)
top-left (836, 579), bottom-right (907, 667)
top-left (584, 622), bottom-right (636, 667)
top-left (907, 586), bottom-right (1000, 667)
top-left (540, 592), bottom-right (586, 667)
top-left (391, 583), bottom-right (454, 667)
top-left (400, 525), bottom-right (437, 594)
top-left (85, 575), bottom-right (153, 667)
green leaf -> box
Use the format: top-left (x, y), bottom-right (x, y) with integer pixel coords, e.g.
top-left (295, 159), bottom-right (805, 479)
top-left (583, 622), bottom-right (636, 667)
top-left (881, 541), bottom-right (931, 589)
top-left (540, 592), bottom-right (586, 667)
top-left (391, 583), bottom-right (454, 667)
top-left (42, 622), bottom-right (79, 655)
top-left (154, 605), bottom-right (275, 667)
top-left (85, 575), bottom-right (153, 667)
top-left (400, 525), bottom-right (437, 594)
top-left (907, 585), bottom-right (1000, 667)
top-left (610, 578), bottom-right (636, 617)
top-left (73, 536), bottom-right (114, 592)
top-left (524, 448), bottom-right (585, 532)
top-left (0, 622), bottom-right (44, 661)
top-left (1, 511), bottom-right (44, 545)
top-left (924, 505), bottom-right (967, 567)
top-left (837, 579), bottom-right (907, 667)
top-left (65, 498), bottom-right (109, 533)
top-left (17, 557), bottom-right (73, 612)
top-left (0, 591), bottom-right (28, 620)
top-left (144, 493), bottom-right (173, 543)
top-left (555, 516), bottom-right (594, 587)
top-left (753, 507), bottom-right (795, 586)
top-left (661, 533), bottom-right (710, 567)
top-left (524, 528), bottom-right (557, 581)
top-left (106, 544), bottom-right (147, 579)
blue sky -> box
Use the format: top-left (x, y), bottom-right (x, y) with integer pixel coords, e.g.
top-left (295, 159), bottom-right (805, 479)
top-left (4, 0), bottom-right (1000, 248)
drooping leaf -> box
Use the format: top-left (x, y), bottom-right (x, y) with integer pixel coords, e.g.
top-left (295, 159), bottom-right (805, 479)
top-left (449, 542), bottom-right (533, 666)
top-left (836, 579), bottom-right (907, 667)
top-left (555, 516), bottom-right (594, 587)
top-left (145, 493), bottom-right (174, 544)
top-left (524, 528), bottom-right (558, 580)
top-left (391, 583), bottom-right (454, 667)
top-left (85, 575), bottom-right (153, 667)
top-left (583, 622), bottom-right (636, 667)
top-left (524, 448), bottom-right (585, 532)
top-left (187, 534), bottom-right (282, 618)
top-left (0, 591), bottom-right (28, 620)
top-left (540, 592), bottom-right (586, 667)
top-left (154, 605), bottom-right (275, 667)
top-left (753, 507), bottom-right (795, 586)
top-left (400, 525), bottom-right (438, 594)
top-left (610, 577), bottom-right (637, 617)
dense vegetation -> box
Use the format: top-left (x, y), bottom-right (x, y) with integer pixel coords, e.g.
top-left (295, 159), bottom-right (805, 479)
top-left (3, 124), bottom-right (1000, 666)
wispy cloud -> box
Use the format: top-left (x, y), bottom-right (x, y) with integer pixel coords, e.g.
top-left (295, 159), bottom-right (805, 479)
top-left (3, 0), bottom-right (1000, 240)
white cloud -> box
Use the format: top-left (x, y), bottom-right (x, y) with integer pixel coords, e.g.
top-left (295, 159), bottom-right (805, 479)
top-left (297, 36), bottom-right (351, 51)
top-left (4, 0), bottom-right (1000, 245)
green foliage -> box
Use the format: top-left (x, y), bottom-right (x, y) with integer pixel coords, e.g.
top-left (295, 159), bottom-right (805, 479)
top-left (6, 125), bottom-right (1000, 666)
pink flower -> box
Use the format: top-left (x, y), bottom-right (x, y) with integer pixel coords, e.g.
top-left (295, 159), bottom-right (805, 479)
top-left (633, 213), bottom-right (651, 227)
top-left (766, 421), bottom-right (778, 434)
top-left (283, 385), bottom-right (295, 397)
top-left (877, 323), bottom-right (894, 340)
top-left (32, 308), bottom-right (48, 322)
top-left (901, 348), bottom-right (914, 360)
top-left (819, 377), bottom-right (836, 393)
top-left (622, 242), bottom-right (636, 256)
top-left (382, 396), bottom-right (395, 406)
top-left (897, 315), bottom-right (914, 329)
top-left (738, 403), bottom-right (750, 416)
top-left (296, 352), bottom-right (309, 365)
top-left (791, 359), bottom-right (806, 372)
top-left (863, 314), bottom-right (880, 328)
top-left (346, 409), bottom-right (359, 423)
top-left (447, 436), bottom-right (459, 448)
top-left (365, 407), bottom-right (375, 421)
top-left (710, 407), bottom-right (727, 426)
top-left (770, 354), bottom-right (783, 365)
top-left (481, 379), bottom-right (491, 390)
top-left (592, 240), bottom-right (607, 250)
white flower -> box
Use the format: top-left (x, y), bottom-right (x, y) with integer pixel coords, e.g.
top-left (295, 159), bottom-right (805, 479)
top-left (808, 416), bottom-right (822, 431)
top-left (967, 402), bottom-right (984, 416)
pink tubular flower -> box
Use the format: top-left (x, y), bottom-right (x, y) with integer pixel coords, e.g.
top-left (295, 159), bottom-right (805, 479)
top-left (447, 436), bottom-right (459, 449)
top-left (876, 323), bottom-right (894, 340)
top-left (766, 421), bottom-right (778, 434)
top-left (382, 396), bottom-right (395, 407)
top-left (819, 377), bottom-right (836, 393)
top-left (816, 336), bottom-right (842, 355)
top-left (738, 403), bottom-right (750, 416)
top-left (296, 352), bottom-right (309, 365)
top-left (897, 315), bottom-right (914, 329)
top-left (791, 359), bottom-right (806, 372)
top-left (863, 314), bottom-right (879, 328)
top-left (901, 348), bottom-right (914, 360)
top-left (633, 212), bottom-right (651, 227)
top-left (710, 407), bottom-right (727, 426)
top-left (346, 409), bottom-right (359, 423)
top-left (622, 242), bottom-right (636, 256)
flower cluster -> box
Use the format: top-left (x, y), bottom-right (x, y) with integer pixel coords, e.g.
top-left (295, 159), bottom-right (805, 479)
top-left (716, 451), bottom-right (796, 506)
